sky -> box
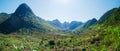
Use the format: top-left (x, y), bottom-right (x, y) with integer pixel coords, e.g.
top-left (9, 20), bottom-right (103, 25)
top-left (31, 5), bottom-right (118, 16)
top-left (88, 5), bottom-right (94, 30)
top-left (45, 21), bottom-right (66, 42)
top-left (0, 0), bottom-right (120, 23)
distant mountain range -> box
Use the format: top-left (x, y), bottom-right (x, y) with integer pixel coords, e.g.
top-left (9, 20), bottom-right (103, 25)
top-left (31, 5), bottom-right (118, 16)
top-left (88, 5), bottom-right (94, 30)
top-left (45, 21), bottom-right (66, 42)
top-left (0, 3), bottom-right (119, 34)
top-left (49, 19), bottom-right (83, 30)
top-left (73, 18), bottom-right (97, 33)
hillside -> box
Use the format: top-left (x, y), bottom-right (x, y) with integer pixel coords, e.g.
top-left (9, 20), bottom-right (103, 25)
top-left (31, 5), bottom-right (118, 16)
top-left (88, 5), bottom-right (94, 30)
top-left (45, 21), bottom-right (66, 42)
top-left (0, 13), bottom-right (10, 24)
top-left (103, 7), bottom-right (120, 26)
top-left (69, 21), bottom-right (83, 30)
top-left (74, 18), bottom-right (97, 34)
top-left (78, 7), bottom-right (120, 51)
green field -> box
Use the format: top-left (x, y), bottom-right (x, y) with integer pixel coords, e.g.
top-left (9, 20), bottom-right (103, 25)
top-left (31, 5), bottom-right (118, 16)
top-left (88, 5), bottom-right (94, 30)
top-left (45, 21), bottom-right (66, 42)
top-left (0, 26), bottom-right (120, 51)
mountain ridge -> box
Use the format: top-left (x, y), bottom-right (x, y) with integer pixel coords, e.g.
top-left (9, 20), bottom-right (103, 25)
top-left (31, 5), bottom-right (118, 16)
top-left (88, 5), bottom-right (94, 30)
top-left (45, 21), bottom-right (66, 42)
top-left (0, 3), bottom-right (57, 34)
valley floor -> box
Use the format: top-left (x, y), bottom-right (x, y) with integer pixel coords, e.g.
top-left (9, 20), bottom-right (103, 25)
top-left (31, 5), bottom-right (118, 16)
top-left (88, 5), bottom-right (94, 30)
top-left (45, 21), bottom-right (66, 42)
top-left (0, 26), bottom-right (120, 51)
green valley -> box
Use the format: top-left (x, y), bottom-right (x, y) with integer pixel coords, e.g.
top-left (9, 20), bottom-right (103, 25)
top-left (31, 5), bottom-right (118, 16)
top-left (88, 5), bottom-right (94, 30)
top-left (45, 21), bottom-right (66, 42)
top-left (0, 3), bottom-right (120, 51)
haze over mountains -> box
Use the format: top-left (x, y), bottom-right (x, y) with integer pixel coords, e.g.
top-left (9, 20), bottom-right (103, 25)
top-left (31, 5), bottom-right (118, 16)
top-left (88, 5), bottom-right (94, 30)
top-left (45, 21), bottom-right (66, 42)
top-left (0, 3), bottom-right (120, 34)
top-left (49, 19), bottom-right (83, 30)
top-left (0, 3), bottom-right (88, 34)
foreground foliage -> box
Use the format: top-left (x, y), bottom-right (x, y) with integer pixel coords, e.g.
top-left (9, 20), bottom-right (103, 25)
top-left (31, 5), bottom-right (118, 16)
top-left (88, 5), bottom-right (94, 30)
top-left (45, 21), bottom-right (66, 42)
top-left (0, 26), bottom-right (120, 51)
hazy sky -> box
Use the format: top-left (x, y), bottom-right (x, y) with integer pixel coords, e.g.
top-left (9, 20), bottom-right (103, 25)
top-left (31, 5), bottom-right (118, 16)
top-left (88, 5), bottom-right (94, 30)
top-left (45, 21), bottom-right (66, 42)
top-left (0, 0), bottom-right (120, 23)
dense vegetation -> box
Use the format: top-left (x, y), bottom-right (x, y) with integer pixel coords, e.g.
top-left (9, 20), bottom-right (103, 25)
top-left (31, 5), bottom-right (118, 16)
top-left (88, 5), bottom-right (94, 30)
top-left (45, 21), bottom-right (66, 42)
top-left (0, 26), bottom-right (120, 51)
top-left (0, 3), bottom-right (120, 51)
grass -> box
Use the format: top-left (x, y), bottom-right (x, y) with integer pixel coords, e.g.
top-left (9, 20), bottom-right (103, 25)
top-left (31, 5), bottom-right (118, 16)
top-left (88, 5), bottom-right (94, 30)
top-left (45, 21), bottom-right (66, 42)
top-left (0, 26), bottom-right (120, 51)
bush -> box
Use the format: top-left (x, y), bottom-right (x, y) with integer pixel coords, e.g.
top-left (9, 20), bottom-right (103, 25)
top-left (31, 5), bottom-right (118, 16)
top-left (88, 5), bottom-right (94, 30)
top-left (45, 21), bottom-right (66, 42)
top-left (48, 40), bottom-right (55, 45)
